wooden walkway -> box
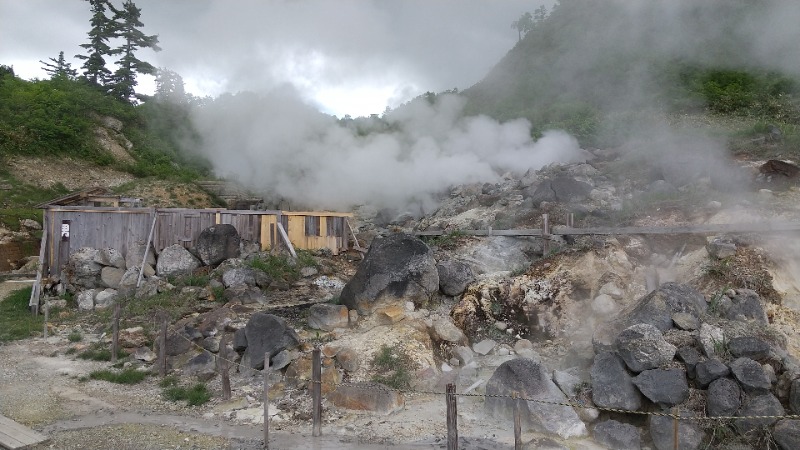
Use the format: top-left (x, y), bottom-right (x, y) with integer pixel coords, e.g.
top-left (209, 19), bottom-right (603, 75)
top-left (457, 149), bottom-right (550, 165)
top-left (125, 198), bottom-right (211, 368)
top-left (0, 414), bottom-right (48, 450)
top-left (414, 220), bottom-right (800, 237)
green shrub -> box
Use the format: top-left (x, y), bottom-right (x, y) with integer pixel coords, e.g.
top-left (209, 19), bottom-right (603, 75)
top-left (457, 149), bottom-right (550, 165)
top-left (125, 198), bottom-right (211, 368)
top-left (67, 330), bottom-right (83, 342)
top-left (370, 344), bottom-right (417, 390)
top-left (78, 344), bottom-right (112, 361)
top-left (89, 368), bottom-right (147, 384)
top-left (247, 254), bottom-right (299, 282)
top-left (162, 382), bottom-right (211, 406)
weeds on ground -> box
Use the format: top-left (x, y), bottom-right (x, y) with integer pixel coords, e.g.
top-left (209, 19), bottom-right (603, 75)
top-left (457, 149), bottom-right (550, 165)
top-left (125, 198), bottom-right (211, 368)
top-left (67, 330), bottom-right (83, 342)
top-left (370, 344), bottom-right (418, 390)
top-left (0, 287), bottom-right (44, 342)
top-left (78, 343), bottom-right (112, 361)
top-left (248, 254), bottom-right (299, 282)
top-left (162, 381), bottom-right (211, 406)
top-left (422, 230), bottom-right (466, 250)
top-left (89, 368), bottom-right (147, 384)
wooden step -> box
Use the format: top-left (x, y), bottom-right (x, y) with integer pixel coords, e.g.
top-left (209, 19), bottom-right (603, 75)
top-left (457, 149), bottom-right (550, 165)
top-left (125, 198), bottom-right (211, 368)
top-left (0, 415), bottom-right (49, 450)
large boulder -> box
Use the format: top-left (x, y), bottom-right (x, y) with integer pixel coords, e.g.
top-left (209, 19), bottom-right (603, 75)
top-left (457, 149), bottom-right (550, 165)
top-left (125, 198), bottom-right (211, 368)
top-left (100, 266), bottom-right (125, 289)
top-left (527, 177), bottom-right (592, 204)
top-left (730, 357), bottom-right (771, 394)
top-left (592, 419), bottom-right (641, 450)
top-left (649, 415), bottom-right (704, 450)
top-left (485, 358), bottom-right (587, 439)
top-left (66, 247), bottom-right (102, 289)
top-left (590, 352), bottom-right (642, 411)
top-left (695, 358), bottom-right (730, 388)
top-left (328, 382), bottom-right (404, 414)
top-left (340, 233), bottom-right (438, 315)
top-left (307, 303), bottom-right (349, 331)
top-left (719, 289), bottom-right (768, 323)
top-left (774, 419), bottom-right (800, 450)
top-left (632, 368), bottom-right (689, 407)
top-left (222, 267), bottom-right (258, 288)
top-left (156, 244), bottom-right (201, 278)
top-left (707, 377), bottom-right (742, 417)
top-left (436, 259), bottom-right (475, 296)
top-left (195, 224), bottom-right (241, 266)
top-left (240, 313), bottom-right (300, 370)
top-left (181, 350), bottom-right (217, 381)
top-left (735, 393), bottom-right (784, 435)
top-left (624, 283), bottom-right (707, 332)
top-left (125, 241), bottom-right (156, 269)
top-left (95, 247), bottom-right (126, 269)
top-left (615, 323), bottom-right (676, 373)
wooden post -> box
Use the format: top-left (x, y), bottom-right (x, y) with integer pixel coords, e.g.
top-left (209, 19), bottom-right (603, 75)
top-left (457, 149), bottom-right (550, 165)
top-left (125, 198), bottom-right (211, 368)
top-left (137, 210), bottom-right (158, 288)
top-left (542, 214), bottom-right (550, 255)
top-left (312, 347), bottom-right (322, 437)
top-left (513, 392), bottom-right (522, 450)
top-left (567, 213), bottom-right (574, 228)
top-left (263, 352), bottom-right (271, 449)
top-left (111, 303), bottom-right (120, 363)
top-left (29, 211), bottom-right (49, 314)
top-left (159, 318), bottom-right (168, 377)
top-left (42, 304), bottom-right (49, 338)
top-left (446, 383), bottom-right (458, 450)
top-left (276, 222), bottom-right (298, 259)
top-left (672, 408), bottom-right (679, 450)
top-left (220, 334), bottom-right (231, 401)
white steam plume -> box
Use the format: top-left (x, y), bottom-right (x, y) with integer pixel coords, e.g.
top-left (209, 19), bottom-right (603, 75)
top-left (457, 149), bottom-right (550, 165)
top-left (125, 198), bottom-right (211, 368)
top-left (190, 89), bottom-right (581, 211)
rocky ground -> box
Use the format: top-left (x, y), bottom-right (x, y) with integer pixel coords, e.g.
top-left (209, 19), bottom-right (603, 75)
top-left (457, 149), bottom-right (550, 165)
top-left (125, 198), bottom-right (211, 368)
top-left (2, 144), bottom-right (800, 449)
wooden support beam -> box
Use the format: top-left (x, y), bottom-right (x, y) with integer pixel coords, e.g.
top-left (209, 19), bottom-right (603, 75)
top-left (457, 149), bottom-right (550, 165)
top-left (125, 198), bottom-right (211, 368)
top-left (275, 222), bottom-right (297, 259)
top-left (29, 211), bottom-right (49, 313)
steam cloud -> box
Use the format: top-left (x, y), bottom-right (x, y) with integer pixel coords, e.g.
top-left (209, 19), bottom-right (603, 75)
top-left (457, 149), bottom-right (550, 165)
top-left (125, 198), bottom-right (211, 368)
top-left (190, 90), bottom-right (582, 212)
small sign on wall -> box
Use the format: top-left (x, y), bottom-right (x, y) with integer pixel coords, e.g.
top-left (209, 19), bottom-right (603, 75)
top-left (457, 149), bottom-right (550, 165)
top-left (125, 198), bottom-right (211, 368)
top-left (61, 220), bottom-right (70, 240)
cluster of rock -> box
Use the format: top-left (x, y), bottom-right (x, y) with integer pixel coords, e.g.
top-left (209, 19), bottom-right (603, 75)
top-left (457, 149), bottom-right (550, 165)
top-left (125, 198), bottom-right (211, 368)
top-left (49, 224), bottom-right (245, 310)
top-left (585, 283), bottom-right (799, 450)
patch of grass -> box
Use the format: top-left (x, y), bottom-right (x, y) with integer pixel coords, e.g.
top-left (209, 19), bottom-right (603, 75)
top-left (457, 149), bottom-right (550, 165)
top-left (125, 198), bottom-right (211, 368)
top-left (159, 375), bottom-right (180, 388)
top-left (67, 330), bottom-right (83, 342)
top-left (173, 273), bottom-right (210, 287)
top-left (0, 287), bottom-right (43, 342)
top-left (296, 250), bottom-right (319, 269)
top-left (422, 230), bottom-right (467, 250)
top-left (78, 343), bottom-right (112, 361)
top-left (211, 285), bottom-right (225, 302)
top-left (89, 368), bottom-right (147, 384)
top-left (162, 382), bottom-right (211, 406)
top-left (65, 347), bottom-right (78, 355)
top-left (247, 254), bottom-right (299, 282)
top-left (370, 344), bottom-right (418, 390)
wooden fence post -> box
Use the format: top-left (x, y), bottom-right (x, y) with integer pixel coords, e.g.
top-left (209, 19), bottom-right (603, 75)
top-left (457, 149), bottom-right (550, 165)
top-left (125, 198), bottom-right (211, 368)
top-left (220, 334), bottom-right (231, 400)
top-left (111, 303), bottom-right (120, 363)
top-left (42, 304), bottom-right (49, 338)
top-left (264, 352), bottom-right (271, 450)
top-left (446, 383), bottom-right (458, 450)
top-left (567, 213), bottom-right (574, 228)
top-left (542, 214), bottom-right (550, 255)
top-left (159, 318), bottom-right (168, 377)
top-left (513, 392), bottom-right (522, 450)
top-left (673, 408), bottom-right (679, 450)
top-left (312, 347), bottom-right (322, 437)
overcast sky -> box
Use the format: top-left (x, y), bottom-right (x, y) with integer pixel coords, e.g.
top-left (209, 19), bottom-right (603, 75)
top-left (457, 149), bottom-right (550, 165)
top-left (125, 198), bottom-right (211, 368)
top-left (0, 0), bottom-right (549, 116)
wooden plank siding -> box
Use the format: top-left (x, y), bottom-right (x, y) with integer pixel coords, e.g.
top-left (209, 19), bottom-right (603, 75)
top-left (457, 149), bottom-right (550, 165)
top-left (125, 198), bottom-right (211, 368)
top-left (38, 207), bottom-right (352, 280)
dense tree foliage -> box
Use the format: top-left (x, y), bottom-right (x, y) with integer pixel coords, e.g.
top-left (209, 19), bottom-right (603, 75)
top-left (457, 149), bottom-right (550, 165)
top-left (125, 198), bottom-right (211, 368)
top-left (75, 0), bottom-right (115, 87)
top-left (108, 0), bottom-right (161, 102)
top-left (40, 51), bottom-right (79, 80)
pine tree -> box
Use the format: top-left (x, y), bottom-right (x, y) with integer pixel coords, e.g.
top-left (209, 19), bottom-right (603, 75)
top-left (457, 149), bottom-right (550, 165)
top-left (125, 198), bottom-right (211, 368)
top-left (155, 68), bottom-right (186, 103)
top-left (75, 0), bottom-right (115, 86)
top-left (109, 0), bottom-right (161, 102)
top-left (40, 51), bottom-right (79, 80)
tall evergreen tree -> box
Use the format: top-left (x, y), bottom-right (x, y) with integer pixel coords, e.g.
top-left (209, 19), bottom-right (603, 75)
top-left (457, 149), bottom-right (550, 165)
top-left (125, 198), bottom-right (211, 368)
top-left (40, 51), bottom-right (79, 80)
top-left (75, 0), bottom-right (115, 86)
top-left (109, 0), bottom-right (161, 102)
top-left (154, 68), bottom-right (186, 103)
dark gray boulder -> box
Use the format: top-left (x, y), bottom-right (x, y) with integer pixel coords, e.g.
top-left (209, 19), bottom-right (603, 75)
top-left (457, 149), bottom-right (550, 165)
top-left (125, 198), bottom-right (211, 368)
top-left (233, 328), bottom-right (248, 351)
top-left (632, 368), bottom-right (689, 407)
top-left (774, 419), bottom-right (800, 450)
top-left (196, 224), bottom-right (241, 266)
top-left (182, 350), bottom-right (217, 381)
top-left (590, 352), bottom-right (642, 411)
top-left (695, 358), bottom-right (730, 388)
top-left (730, 357), bottom-right (771, 394)
top-left (528, 177), bottom-right (592, 204)
top-left (735, 393), bottom-right (784, 435)
top-left (615, 323), bottom-right (676, 373)
top-left (625, 283), bottom-right (707, 332)
top-left (649, 415), bottom-right (704, 450)
top-left (593, 419), bottom-right (641, 450)
top-left (436, 259), bottom-right (475, 297)
top-left (485, 358), bottom-right (587, 439)
top-left (676, 346), bottom-right (702, 379)
top-left (223, 285), bottom-right (267, 305)
top-left (728, 336), bottom-right (771, 360)
top-left (156, 244), bottom-right (201, 277)
top-left (240, 313), bottom-right (300, 370)
top-left (340, 233), bottom-right (438, 315)
top-left (707, 377), bottom-right (742, 417)
top-left (222, 266), bottom-right (258, 288)
top-left (720, 289), bottom-right (768, 323)
top-left (791, 379), bottom-right (800, 414)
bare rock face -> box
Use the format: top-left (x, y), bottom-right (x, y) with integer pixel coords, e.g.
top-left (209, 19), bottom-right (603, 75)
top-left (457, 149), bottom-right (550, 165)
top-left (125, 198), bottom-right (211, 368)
top-left (340, 233), bottom-right (438, 315)
top-left (590, 352), bottom-right (642, 411)
top-left (240, 313), bottom-right (300, 370)
top-left (195, 224), bottom-right (241, 266)
top-left (593, 419), bottom-right (641, 450)
top-left (623, 283), bottom-right (707, 333)
top-left (156, 244), bottom-right (201, 278)
top-left (649, 415), bottom-right (704, 450)
top-left (307, 303), bottom-right (349, 331)
top-left (436, 259), bottom-right (475, 296)
top-left (66, 247), bottom-right (102, 290)
top-left (485, 358), bottom-right (587, 439)
top-left (632, 368), bottom-right (689, 407)
top-left (328, 382), bottom-right (404, 414)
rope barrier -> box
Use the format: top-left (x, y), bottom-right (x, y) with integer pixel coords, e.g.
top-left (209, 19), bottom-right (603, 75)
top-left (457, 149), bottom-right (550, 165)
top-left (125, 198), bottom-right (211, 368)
top-left (165, 321), bottom-right (800, 423)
